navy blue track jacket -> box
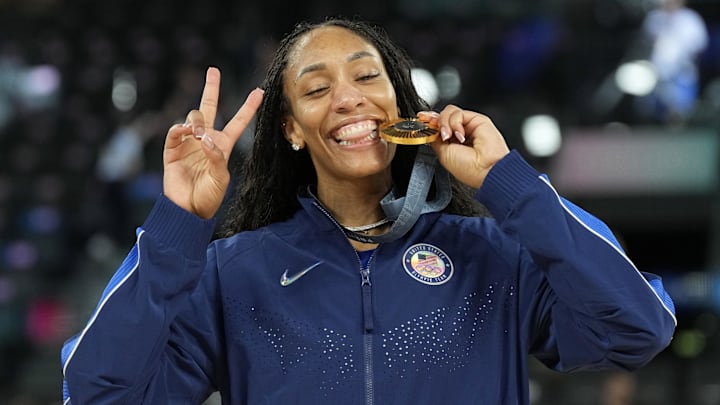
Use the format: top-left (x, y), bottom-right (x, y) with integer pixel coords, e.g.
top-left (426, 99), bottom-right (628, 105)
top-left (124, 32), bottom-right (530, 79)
top-left (61, 151), bottom-right (676, 404)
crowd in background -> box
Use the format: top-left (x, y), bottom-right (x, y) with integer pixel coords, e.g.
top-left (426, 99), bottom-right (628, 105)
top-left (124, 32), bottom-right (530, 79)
top-left (1, 0), bottom-right (720, 403)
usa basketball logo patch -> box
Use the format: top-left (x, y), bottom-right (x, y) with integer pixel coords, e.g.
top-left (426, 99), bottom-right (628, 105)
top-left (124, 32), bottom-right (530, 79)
top-left (402, 243), bottom-right (453, 285)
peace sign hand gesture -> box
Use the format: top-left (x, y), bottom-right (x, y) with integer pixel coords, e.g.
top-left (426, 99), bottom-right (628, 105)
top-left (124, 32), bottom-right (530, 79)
top-left (163, 67), bottom-right (264, 219)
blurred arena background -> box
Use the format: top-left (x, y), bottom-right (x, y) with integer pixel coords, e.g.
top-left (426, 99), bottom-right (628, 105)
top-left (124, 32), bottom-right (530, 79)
top-left (1, 0), bottom-right (719, 403)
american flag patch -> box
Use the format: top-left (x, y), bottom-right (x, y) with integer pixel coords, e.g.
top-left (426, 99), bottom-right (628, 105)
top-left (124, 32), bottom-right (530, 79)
top-left (402, 244), bottom-right (453, 285)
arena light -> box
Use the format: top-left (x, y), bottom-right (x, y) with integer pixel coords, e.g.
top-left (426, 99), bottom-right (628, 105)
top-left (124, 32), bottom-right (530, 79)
top-left (521, 114), bottom-right (562, 157)
top-left (436, 65), bottom-right (461, 100)
top-left (18, 65), bottom-right (61, 110)
top-left (411, 67), bottom-right (439, 107)
top-left (112, 69), bottom-right (137, 112)
top-left (614, 60), bottom-right (657, 96)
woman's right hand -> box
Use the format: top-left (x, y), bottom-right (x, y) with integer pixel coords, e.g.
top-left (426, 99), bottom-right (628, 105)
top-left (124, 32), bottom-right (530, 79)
top-left (162, 67), bottom-right (264, 219)
top-left (420, 106), bottom-right (510, 190)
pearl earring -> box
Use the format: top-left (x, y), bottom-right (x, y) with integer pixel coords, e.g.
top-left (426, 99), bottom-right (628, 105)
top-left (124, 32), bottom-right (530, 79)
top-left (291, 143), bottom-right (300, 151)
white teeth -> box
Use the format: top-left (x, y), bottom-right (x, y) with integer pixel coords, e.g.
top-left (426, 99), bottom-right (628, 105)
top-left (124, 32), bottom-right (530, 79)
top-left (335, 120), bottom-right (378, 141)
top-left (337, 130), bottom-right (378, 146)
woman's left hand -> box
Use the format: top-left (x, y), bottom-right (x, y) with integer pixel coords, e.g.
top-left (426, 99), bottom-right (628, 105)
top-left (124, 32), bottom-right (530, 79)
top-left (419, 105), bottom-right (510, 189)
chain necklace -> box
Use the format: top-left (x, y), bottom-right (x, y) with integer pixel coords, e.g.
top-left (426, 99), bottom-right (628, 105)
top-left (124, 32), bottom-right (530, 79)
top-left (341, 217), bottom-right (392, 233)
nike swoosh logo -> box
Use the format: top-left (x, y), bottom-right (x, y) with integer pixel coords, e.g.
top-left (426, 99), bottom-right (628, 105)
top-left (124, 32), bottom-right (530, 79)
top-left (280, 261), bottom-right (323, 287)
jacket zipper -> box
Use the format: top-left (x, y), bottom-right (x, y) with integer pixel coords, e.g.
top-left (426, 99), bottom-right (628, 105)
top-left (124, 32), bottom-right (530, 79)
top-left (311, 200), bottom-right (377, 405)
top-left (361, 262), bottom-right (375, 405)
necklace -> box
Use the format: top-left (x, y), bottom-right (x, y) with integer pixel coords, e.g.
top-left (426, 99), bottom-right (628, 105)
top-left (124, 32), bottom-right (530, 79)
top-left (341, 217), bottom-right (391, 233)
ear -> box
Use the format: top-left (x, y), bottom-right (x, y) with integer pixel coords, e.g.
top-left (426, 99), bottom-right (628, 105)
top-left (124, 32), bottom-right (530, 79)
top-left (282, 117), bottom-right (304, 149)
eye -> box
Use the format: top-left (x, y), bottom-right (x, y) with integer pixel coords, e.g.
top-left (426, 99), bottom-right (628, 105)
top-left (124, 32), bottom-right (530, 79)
top-left (358, 72), bottom-right (380, 82)
top-left (305, 86), bottom-right (328, 97)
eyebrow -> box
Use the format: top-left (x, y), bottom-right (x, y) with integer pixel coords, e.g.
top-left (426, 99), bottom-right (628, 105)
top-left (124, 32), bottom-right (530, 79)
top-left (295, 50), bottom-right (377, 82)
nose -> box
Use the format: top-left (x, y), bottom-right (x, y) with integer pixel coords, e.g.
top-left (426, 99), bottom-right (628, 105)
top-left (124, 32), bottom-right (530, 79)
top-left (331, 80), bottom-right (365, 112)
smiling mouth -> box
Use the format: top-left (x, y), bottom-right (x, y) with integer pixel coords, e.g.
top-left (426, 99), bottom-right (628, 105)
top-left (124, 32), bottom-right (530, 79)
top-left (333, 120), bottom-right (379, 146)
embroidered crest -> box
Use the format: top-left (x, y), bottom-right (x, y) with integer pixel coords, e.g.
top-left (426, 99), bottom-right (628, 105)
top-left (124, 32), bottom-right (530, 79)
top-left (402, 243), bottom-right (453, 285)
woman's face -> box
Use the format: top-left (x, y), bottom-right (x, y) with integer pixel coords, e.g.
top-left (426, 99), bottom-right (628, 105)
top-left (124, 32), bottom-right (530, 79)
top-left (282, 26), bottom-right (399, 184)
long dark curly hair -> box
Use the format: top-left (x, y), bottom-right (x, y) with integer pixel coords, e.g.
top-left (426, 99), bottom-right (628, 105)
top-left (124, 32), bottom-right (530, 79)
top-left (221, 18), bottom-right (485, 237)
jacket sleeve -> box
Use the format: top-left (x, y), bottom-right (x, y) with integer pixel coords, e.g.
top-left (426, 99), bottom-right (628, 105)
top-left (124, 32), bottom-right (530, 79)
top-left (476, 150), bottom-right (677, 372)
top-left (61, 195), bottom-right (224, 404)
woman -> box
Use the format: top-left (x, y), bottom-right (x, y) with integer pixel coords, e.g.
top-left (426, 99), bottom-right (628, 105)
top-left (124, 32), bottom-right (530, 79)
top-left (61, 18), bottom-right (676, 404)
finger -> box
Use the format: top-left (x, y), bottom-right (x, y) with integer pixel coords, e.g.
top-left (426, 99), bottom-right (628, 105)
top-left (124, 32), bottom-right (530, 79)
top-left (417, 110), bottom-right (439, 128)
top-left (221, 87), bottom-right (265, 144)
top-left (417, 110), bottom-right (439, 121)
top-left (199, 133), bottom-right (231, 186)
top-left (199, 133), bottom-right (224, 162)
top-left (446, 109), bottom-right (467, 143)
top-left (184, 109), bottom-right (207, 139)
top-left (165, 123), bottom-right (194, 149)
top-left (438, 105), bottom-right (462, 142)
top-left (198, 67), bottom-right (221, 129)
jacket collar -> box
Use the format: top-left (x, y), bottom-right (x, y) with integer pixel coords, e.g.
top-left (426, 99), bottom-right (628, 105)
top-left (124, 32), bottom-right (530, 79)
top-left (296, 186), bottom-right (342, 234)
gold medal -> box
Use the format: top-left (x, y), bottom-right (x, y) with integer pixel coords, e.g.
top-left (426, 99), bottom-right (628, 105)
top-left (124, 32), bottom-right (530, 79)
top-left (379, 118), bottom-right (439, 145)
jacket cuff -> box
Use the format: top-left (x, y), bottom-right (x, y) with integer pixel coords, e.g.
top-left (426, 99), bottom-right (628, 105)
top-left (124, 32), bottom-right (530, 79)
top-left (475, 150), bottom-right (540, 220)
top-left (140, 194), bottom-right (217, 259)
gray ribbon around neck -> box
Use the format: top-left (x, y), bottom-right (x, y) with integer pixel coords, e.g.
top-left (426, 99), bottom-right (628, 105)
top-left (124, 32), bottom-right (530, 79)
top-left (343, 145), bottom-right (451, 244)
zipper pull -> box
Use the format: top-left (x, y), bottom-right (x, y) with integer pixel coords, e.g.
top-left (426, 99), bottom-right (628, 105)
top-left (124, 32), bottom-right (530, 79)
top-left (361, 269), bottom-right (371, 286)
top-left (361, 268), bottom-right (374, 332)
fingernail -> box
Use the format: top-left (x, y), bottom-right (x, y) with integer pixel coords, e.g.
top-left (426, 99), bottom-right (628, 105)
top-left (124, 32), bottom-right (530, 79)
top-left (194, 126), bottom-right (205, 139)
top-left (202, 133), bottom-right (214, 148)
top-left (441, 127), bottom-right (451, 141)
top-left (455, 131), bottom-right (466, 143)
top-left (182, 122), bottom-right (191, 128)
